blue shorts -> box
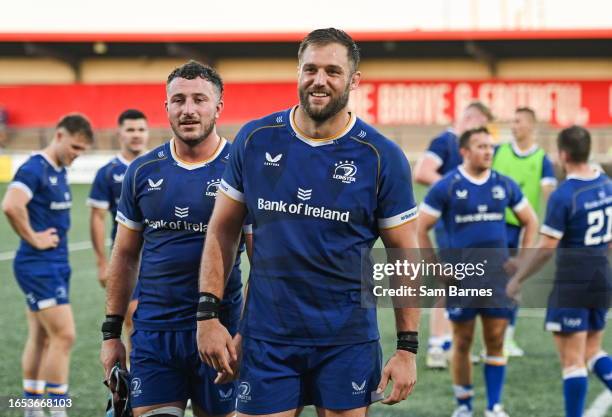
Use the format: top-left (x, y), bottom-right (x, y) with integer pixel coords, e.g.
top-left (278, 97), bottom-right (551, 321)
top-left (545, 308), bottom-right (608, 333)
top-left (14, 260), bottom-right (70, 311)
top-left (130, 302), bottom-right (240, 413)
top-left (237, 338), bottom-right (383, 415)
top-left (447, 307), bottom-right (514, 322)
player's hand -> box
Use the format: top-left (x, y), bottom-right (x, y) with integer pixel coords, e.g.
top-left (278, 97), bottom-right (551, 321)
top-left (506, 277), bottom-right (522, 302)
top-left (100, 338), bottom-right (127, 379)
top-left (197, 319), bottom-right (237, 377)
top-left (97, 259), bottom-right (108, 288)
top-left (377, 350), bottom-right (417, 405)
top-left (32, 228), bottom-right (59, 250)
top-left (214, 332), bottom-right (242, 384)
top-left (503, 257), bottom-right (520, 276)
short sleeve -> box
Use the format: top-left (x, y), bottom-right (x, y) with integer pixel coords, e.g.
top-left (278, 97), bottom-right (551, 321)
top-left (376, 142), bottom-right (418, 229)
top-left (424, 134), bottom-right (448, 167)
top-left (541, 155), bottom-right (558, 187)
top-left (507, 177), bottom-right (528, 212)
top-left (9, 161), bottom-right (41, 200)
top-left (421, 180), bottom-right (447, 219)
top-left (115, 164), bottom-right (143, 231)
top-left (243, 211), bottom-right (253, 235)
top-left (86, 167), bottom-right (112, 209)
top-left (220, 127), bottom-right (248, 203)
top-left (541, 189), bottom-right (567, 239)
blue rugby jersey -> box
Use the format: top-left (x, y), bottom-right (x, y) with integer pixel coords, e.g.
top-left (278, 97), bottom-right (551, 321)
top-left (8, 153), bottom-right (72, 262)
top-left (220, 106), bottom-right (418, 346)
top-left (116, 139), bottom-right (242, 331)
top-left (421, 166), bottom-right (526, 249)
top-left (540, 172), bottom-right (611, 305)
top-left (87, 155), bottom-right (129, 240)
top-left (425, 128), bottom-right (462, 176)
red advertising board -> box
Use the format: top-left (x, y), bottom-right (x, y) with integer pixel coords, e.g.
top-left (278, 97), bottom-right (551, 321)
top-left (0, 80), bottom-right (610, 128)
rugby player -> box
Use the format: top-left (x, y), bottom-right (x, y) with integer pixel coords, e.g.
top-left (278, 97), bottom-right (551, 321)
top-left (418, 127), bottom-right (538, 417)
top-left (197, 28), bottom-right (421, 417)
top-left (2, 114), bottom-right (94, 417)
top-left (507, 126), bottom-right (612, 417)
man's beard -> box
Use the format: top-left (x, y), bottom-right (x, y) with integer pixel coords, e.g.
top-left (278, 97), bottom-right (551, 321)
top-left (171, 118), bottom-right (215, 148)
top-left (299, 85), bottom-right (351, 123)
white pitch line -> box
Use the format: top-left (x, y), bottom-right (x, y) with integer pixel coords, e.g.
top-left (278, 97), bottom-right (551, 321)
top-left (584, 390), bottom-right (612, 417)
top-left (0, 239), bottom-right (110, 261)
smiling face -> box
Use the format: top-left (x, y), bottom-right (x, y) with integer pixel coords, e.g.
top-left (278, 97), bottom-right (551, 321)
top-left (165, 76), bottom-right (223, 147)
top-left (297, 42), bottom-right (360, 123)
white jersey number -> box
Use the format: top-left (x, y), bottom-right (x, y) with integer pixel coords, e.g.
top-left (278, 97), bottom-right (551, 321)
top-left (584, 207), bottom-right (612, 246)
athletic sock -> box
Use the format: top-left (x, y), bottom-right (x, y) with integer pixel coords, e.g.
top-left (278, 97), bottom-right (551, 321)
top-left (588, 351), bottom-right (612, 391)
top-left (562, 367), bottom-right (588, 417)
top-left (484, 356), bottom-right (507, 410)
top-left (453, 384), bottom-right (474, 411)
top-left (47, 382), bottom-right (69, 417)
top-left (23, 379), bottom-right (45, 415)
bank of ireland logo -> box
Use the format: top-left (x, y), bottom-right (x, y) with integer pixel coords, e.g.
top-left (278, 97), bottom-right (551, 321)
top-left (492, 185), bottom-right (506, 200)
top-left (352, 380), bottom-right (366, 395)
top-left (478, 205), bottom-right (488, 213)
top-left (113, 173), bottom-right (125, 183)
top-left (297, 187), bottom-right (312, 201)
top-left (237, 382), bottom-right (251, 402)
top-left (147, 178), bottom-right (163, 191)
top-left (218, 388), bottom-right (233, 401)
top-left (264, 152), bottom-right (283, 167)
top-left (131, 378), bottom-right (142, 397)
top-left (174, 206), bottom-right (189, 218)
top-left (333, 160), bottom-right (357, 183)
top-left (205, 179), bottom-right (221, 197)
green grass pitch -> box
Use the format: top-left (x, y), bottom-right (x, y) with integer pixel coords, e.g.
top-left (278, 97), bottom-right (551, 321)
top-left (0, 182), bottom-right (609, 416)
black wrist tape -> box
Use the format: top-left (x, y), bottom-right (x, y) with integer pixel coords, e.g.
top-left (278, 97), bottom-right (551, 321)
top-left (197, 292), bottom-right (221, 321)
top-left (102, 315), bottom-right (124, 340)
top-left (397, 331), bottom-right (419, 354)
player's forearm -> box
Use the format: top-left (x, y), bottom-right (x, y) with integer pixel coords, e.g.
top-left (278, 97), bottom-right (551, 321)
top-left (199, 225), bottom-right (241, 297)
top-left (394, 307), bottom-right (421, 333)
top-left (90, 211), bottom-right (107, 264)
top-left (2, 203), bottom-right (38, 247)
top-left (514, 245), bottom-right (554, 284)
top-left (105, 249), bottom-right (139, 316)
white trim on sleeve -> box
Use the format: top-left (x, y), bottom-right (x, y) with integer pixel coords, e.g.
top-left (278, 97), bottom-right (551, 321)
top-left (243, 224), bottom-right (253, 234)
top-left (219, 179), bottom-right (245, 203)
top-left (540, 177), bottom-right (558, 186)
top-left (423, 151), bottom-right (443, 167)
top-left (419, 202), bottom-right (441, 218)
top-left (378, 206), bottom-right (418, 229)
top-left (115, 211), bottom-right (143, 231)
top-left (512, 197), bottom-right (528, 212)
top-left (540, 224), bottom-right (563, 239)
top-left (86, 198), bottom-right (110, 209)
top-left (8, 181), bottom-right (34, 200)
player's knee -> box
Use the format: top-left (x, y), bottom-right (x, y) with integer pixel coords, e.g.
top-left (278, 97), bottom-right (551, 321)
top-left (453, 335), bottom-right (473, 354)
top-left (52, 327), bottom-right (76, 350)
top-left (137, 406), bottom-right (185, 417)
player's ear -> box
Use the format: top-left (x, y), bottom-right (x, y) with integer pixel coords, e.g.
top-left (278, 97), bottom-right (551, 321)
top-left (349, 71), bottom-right (361, 91)
top-left (164, 100), bottom-right (169, 113)
top-left (215, 99), bottom-right (224, 119)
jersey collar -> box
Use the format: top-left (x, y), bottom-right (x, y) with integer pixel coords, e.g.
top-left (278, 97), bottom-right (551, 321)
top-left (510, 140), bottom-right (539, 157)
top-left (567, 170), bottom-right (601, 181)
top-left (116, 153), bottom-right (131, 167)
top-left (289, 106), bottom-right (357, 147)
top-left (458, 165), bottom-right (491, 185)
top-left (169, 137), bottom-right (227, 170)
top-left (34, 152), bottom-right (63, 172)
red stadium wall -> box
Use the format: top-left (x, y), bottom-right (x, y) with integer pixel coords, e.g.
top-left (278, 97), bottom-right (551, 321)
top-left (1, 80), bottom-right (611, 128)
